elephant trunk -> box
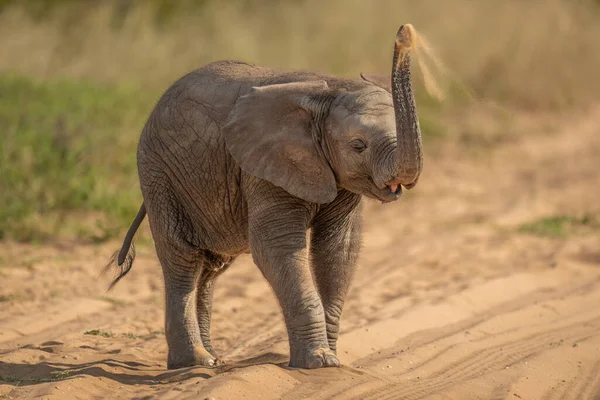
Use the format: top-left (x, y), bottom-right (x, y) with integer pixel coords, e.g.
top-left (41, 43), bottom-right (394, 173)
top-left (390, 24), bottom-right (422, 188)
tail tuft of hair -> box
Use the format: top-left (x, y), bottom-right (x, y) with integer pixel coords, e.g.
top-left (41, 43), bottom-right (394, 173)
top-left (102, 242), bottom-right (136, 291)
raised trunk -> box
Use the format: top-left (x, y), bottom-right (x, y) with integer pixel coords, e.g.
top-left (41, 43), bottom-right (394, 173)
top-left (391, 24), bottom-right (423, 186)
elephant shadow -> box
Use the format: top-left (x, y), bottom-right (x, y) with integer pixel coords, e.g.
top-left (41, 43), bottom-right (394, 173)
top-left (0, 352), bottom-right (289, 387)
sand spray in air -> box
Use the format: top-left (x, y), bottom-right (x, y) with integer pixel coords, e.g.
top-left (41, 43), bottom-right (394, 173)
top-left (399, 24), bottom-right (474, 103)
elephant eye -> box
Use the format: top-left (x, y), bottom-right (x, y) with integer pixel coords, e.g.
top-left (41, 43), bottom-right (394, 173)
top-left (351, 138), bottom-right (367, 153)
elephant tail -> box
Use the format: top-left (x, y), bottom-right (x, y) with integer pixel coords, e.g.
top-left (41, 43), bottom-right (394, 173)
top-left (103, 203), bottom-right (147, 290)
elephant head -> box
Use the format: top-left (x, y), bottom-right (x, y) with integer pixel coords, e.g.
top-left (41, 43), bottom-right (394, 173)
top-left (224, 24), bottom-right (422, 204)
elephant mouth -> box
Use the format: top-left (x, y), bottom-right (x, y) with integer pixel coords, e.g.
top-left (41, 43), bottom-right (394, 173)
top-left (377, 184), bottom-right (403, 203)
top-left (365, 178), bottom-right (403, 203)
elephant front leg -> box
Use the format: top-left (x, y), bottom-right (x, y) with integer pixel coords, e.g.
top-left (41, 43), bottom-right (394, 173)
top-left (310, 194), bottom-right (362, 354)
top-left (248, 200), bottom-right (338, 369)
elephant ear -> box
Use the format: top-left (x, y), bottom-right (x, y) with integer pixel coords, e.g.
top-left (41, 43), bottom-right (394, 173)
top-left (223, 81), bottom-right (338, 204)
top-left (360, 72), bottom-right (391, 93)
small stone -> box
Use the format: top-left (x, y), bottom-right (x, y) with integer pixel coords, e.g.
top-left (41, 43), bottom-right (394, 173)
top-left (387, 365), bottom-right (392, 369)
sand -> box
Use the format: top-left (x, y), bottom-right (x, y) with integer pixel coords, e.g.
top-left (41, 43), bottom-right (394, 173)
top-left (1, 107), bottom-right (600, 399)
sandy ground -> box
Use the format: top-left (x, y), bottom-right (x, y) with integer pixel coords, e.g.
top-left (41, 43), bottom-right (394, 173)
top-left (1, 107), bottom-right (600, 400)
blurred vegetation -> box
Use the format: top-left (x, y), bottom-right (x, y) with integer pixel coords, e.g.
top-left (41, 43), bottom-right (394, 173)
top-left (3, 0), bottom-right (599, 106)
top-left (519, 214), bottom-right (600, 238)
top-left (1, 0), bottom-right (600, 242)
top-left (0, 74), bottom-right (152, 241)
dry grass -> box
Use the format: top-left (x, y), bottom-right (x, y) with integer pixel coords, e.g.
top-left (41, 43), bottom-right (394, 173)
top-left (1, 0), bottom-right (599, 109)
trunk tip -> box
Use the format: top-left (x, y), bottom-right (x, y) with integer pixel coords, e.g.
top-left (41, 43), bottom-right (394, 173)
top-left (395, 24), bottom-right (416, 50)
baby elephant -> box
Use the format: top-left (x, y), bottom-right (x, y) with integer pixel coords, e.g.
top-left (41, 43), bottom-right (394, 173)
top-left (106, 24), bottom-right (423, 369)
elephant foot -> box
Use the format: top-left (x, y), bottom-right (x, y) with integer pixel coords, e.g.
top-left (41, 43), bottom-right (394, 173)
top-left (204, 344), bottom-right (218, 359)
top-left (167, 345), bottom-right (216, 370)
top-left (289, 347), bottom-right (340, 369)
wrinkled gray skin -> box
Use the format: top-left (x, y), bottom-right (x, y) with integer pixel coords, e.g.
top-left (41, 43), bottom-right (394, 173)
top-left (107, 26), bottom-right (422, 370)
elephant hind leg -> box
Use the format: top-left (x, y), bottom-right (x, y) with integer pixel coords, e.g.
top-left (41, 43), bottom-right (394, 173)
top-left (197, 252), bottom-right (234, 359)
top-left (154, 233), bottom-right (216, 369)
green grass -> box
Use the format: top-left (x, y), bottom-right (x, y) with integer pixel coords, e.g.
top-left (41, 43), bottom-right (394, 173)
top-left (99, 296), bottom-right (130, 308)
top-left (83, 329), bottom-right (112, 338)
top-left (0, 370), bottom-right (71, 384)
top-left (518, 214), bottom-right (600, 238)
top-left (122, 332), bottom-right (138, 339)
top-left (0, 293), bottom-right (24, 302)
top-left (0, 74), bottom-right (154, 242)
top-left (83, 329), bottom-right (163, 340)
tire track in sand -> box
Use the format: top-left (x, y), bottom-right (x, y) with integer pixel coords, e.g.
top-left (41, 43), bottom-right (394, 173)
top-left (287, 268), bottom-right (600, 400)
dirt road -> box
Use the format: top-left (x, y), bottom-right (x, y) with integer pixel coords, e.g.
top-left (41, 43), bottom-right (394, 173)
top-left (1, 108), bottom-right (600, 399)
